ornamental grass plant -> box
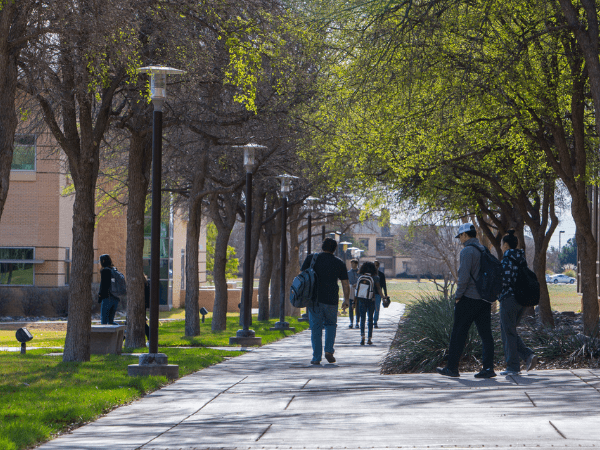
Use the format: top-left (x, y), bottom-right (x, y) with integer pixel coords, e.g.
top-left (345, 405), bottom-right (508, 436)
top-left (382, 293), bottom-right (599, 374)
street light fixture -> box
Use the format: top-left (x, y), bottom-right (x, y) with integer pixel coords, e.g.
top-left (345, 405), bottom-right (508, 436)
top-left (129, 65), bottom-right (184, 380)
top-left (271, 174), bottom-right (297, 331)
top-left (559, 230), bottom-right (565, 252)
top-left (230, 144), bottom-right (265, 346)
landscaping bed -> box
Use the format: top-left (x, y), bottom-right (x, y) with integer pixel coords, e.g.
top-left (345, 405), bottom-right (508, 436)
top-left (382, 294), bottom-right (598, 375)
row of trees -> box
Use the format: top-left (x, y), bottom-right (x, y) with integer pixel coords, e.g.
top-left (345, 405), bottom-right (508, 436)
top-left (1, 0), bottom-right (359, 361)
top-left (295, 0), bottom-right (600, 334)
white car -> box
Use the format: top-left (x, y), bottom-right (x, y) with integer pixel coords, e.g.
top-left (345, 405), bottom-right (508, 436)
top-left (548, 274), bottom-right (576, 284)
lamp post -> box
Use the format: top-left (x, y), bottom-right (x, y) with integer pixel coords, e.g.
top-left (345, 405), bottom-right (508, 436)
top-left (271, 175), bottom-right (297, 331)
top-left (559, 230), bottom-right (565, 252)
top-left (299, 197), bottom-right (319, 323)
top-left (340, 241), bottom-right (352, 265)
top-left (230, 144), bottom-right (265, 346)
top-left (128, 66), bottom-right (183, 380)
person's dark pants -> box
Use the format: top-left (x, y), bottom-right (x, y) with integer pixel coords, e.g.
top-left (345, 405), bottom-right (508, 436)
top-left (100, 297), bottom-right (119, 324)
top-left (373, 294), bottom-right (382, 325)
top-left (145, 322), bottom-right (150, 340)
top-left (500, 295), bottom-right (533, 372)
top-left (358, 299), bottom-right (376, 338)
top-left (349, 299), bottom-right (358, 325)
top-left (446, 296), bottom-right (494, 372)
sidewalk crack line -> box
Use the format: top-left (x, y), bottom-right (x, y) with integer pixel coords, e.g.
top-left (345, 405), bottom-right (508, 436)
top-left (549, 421), bottom-right (567, 439)
top-left (256, 424), bottom-right (272, 441)
top-left (524, 392), bottom-right (536, 407)
top-left (301, 379), bottom-right (311, 389)
top-left (284, 395), bottom-right (295, 410)
top-left (136, 376), bottom-right (248, 449)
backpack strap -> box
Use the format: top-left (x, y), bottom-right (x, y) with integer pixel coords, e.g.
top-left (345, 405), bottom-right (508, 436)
top-left (467, 245), bottom-right (483, 285)
top-left (310, 252), bottom-right (320, 269)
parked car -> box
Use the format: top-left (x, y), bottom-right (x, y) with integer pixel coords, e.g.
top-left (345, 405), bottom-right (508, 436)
top-left (545, 274), bottom-right (553, 283)
top-left (548, 274), bottom-right (576, 284)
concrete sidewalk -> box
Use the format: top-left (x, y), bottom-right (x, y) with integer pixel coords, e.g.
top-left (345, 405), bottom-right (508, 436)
top-left (38, 302), bottom-right (600, 449)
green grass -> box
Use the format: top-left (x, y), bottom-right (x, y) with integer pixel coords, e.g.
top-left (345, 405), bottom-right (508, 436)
top-left (0, 347), bottom-right (241, 450)
top-left (0, 314), bottom-right (309, 450)
top-left (0, 314), bottom-right (309, 349)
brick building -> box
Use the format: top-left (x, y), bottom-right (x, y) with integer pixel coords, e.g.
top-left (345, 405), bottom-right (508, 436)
top-left (0, 128), bottom-right (206, 310)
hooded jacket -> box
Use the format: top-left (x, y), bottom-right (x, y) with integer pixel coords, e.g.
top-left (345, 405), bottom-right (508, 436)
top-left (455, 238), bottom-right (485, 300)
top-left (499, 248), bottom-right (526, 301)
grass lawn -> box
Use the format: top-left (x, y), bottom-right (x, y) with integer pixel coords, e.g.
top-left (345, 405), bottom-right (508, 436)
top-left (386, 279), bottom-right (582, 312)
top-left (0, 315), bottom-right (309, 450)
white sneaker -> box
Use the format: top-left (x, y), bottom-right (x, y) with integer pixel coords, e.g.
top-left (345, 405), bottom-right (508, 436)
top-left (500, 369), bottom-right (520, 376)
top-left (526, 354), bottom-right (538, 371)
top-left (146, 341), bottom-right (149, 348)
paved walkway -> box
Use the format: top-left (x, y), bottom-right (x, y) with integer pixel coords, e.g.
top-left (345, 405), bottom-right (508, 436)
top-left (38, 303), bottom-right (600, 449)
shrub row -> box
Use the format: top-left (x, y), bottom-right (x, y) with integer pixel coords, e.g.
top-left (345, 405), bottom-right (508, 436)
top-left (382, 294), bottom-right (594, 374)
top-left (0, 284), bottom-right (124, 318)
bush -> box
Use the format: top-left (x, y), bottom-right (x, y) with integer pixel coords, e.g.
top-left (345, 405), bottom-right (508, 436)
top-left (381, 294), bottom-right (500, 373)
top-left (382, 293), bottom-right (597, 374)
top-left (563, 269), bottom-right (576, 278)
top-left (21, 287), bottom-right (45, 317)
top-left (48, 287), bottom-right (69, 317)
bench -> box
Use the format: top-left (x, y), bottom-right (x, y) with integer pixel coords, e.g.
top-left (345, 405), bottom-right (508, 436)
top-left (90, 325), bottom-right (125, 355)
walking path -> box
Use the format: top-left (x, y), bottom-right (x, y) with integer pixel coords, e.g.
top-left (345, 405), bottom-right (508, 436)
top-left (38, 303), bottom-right (600, 449)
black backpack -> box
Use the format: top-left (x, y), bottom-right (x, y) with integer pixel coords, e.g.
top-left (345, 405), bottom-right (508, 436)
top-left (509, 257), bottom-right (540, 307)
top-left (109, 267), bottom-right (127, 297)
top-left (355, 275), bottom-right (375, 301)
top-left (469, 245), bottom-right (502, 303)
top-left (290, 253), bottom-right (320, 308)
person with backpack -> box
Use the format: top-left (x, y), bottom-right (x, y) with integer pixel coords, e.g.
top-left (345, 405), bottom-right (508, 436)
top-left (373, 260), bottom-right (388, 328)
top-left (347, 259), bottom-right (360, 328)
top-left (355, 261), bottom-right (386, 345)
top-left (437, 223), bottom-right (496, 379)
top-left (300, 238), bottom-right (350, 365)
top-left (498, 230), bottom-right (538, 376)
top-left (98, 254), bottom-right (124, 325)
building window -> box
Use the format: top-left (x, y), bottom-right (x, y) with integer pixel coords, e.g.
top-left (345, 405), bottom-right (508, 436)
top-left (65, 248), bottom-right (70, 286)
top-left (376, 239), bottom-right (386, 251)
top-left (360, 239), bottom-right (369, 250)
top-left (12, 135), bottom-right (36, 171)
top-left (143, 204), bottom-right (174, 307)
top-left (0, 247), bottom-right (35, 285)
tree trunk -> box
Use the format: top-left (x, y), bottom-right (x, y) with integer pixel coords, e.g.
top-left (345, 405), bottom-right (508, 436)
top-left (125, 130), bottom-right (151, 348)
top-left (184, 200), bottom-right (202, 336)
top-left (0, 4), bottom-right (18, 222)
top-left (286, 204), bottom-right (301, 317)
top-left (270, 227), bottom-right (281, 319)
top-left (258, 231), bottom-right (273, 321)
top-left (211, 222), bottom-right (234, 331)
top-left (63, 170), bottom-right (97, 362)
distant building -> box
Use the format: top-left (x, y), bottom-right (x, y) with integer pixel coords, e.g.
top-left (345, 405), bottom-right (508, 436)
top-left (0, 124), bottom-right (205, 310)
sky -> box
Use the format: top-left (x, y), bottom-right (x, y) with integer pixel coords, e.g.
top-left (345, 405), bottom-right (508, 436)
top-left (547, 204), bottom-right (576, 251)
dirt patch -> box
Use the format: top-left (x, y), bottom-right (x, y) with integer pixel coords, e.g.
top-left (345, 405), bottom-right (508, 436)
top-left (0, 322), bottom-right (67, 331)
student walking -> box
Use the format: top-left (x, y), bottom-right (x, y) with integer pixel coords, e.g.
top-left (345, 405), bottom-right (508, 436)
top-left (436, 223), bottom-right (496, 378)
top-left (355, 261), bottom-right (385, 345)
top-left (347, 259), bottom-right (360, 328)
top-left (98, 254), bottom-right (121, 325)
top-left (373, 260), bottom-right (388, 328)
top-left (301, 238), bottom-right (350, 364)
top-left (498, 230), bottom-right (538, 375)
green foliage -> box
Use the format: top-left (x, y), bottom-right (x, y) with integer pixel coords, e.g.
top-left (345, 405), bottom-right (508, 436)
top-left (205, 222), bottom-right (239, 283)
top-left (559, 238), bottom-right (577, 267)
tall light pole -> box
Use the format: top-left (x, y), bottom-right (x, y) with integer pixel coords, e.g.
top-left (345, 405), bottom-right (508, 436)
top-left (340, 241), bottom-right (352, 266)
top-left (559, 230), bottom-right (565, 252)
top-left (230, 144), bottom-right (264, 346)
top-left (299, 197), bottom-right (319, 323)
top-left (271, 175), bottom-right (297, 331)
top-left (129, 66), bottom-right (183, 380)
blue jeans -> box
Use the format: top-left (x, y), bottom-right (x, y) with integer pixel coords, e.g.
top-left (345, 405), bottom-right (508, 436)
top-left (373, 294), bottom-right (382, 324)
top-left (308, 303), bottom-right (338, 362)
top-left (358, 300), bottom-right (375, 338)
top-left (500, 295), bottom-right (533, 372)
top-left (100, 297), bottom-right (119, 324)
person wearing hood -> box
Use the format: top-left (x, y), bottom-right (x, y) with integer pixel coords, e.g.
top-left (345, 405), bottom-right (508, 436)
top-left (498, 230), bottom-right (538, 376)
top-left (437, 223), bottom-right (495, 379)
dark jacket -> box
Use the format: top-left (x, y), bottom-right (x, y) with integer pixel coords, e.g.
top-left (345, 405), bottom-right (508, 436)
top-left (499, 248), bottom-right (526, 301)
top-left (98, 267), bottom-right (119, 303)
top-left (377, 270), bottom-right (387, 296)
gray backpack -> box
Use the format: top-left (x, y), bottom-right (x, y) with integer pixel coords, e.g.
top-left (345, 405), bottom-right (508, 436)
top-left (109, 267), bottom-right (127, 297)
top-left (290, 253), bottom-right (319, 308)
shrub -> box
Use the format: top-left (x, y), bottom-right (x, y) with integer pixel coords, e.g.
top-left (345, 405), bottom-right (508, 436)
top-left (21, 287), bottom-right (45, 317)
top-left (48, 287), bottom-right (69, 317)
top-left (563, 269), bottom-right (576, 278)
top-left (382, 294), bottom-right (501, 373)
